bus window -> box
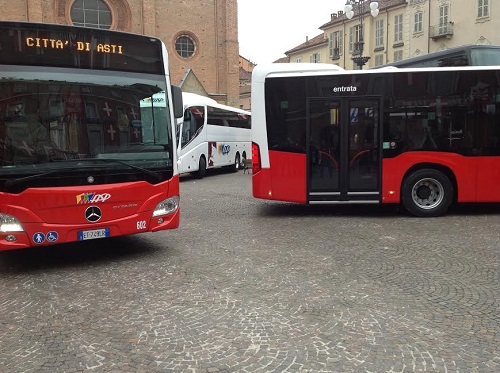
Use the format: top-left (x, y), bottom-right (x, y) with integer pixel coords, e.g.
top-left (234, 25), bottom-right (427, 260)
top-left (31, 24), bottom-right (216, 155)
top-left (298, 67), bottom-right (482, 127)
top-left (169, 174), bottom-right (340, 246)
top-left (181, 106), bottom-right (204, 148)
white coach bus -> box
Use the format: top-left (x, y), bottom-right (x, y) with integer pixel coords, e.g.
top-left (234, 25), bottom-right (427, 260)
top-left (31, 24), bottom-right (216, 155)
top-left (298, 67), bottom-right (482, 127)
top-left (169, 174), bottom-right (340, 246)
top-left (176, 92), bottom-right (251, 178)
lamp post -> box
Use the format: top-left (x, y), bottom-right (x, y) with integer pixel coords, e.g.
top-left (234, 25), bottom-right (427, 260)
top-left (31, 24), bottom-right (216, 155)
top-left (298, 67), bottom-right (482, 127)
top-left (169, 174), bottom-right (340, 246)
top-left (344, 0), bottom-right (379, 69)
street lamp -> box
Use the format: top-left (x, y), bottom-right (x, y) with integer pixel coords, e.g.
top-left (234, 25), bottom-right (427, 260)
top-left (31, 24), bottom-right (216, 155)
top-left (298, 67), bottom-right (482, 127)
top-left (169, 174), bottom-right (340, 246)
top-left (344, 1), bottom-right (379, 69)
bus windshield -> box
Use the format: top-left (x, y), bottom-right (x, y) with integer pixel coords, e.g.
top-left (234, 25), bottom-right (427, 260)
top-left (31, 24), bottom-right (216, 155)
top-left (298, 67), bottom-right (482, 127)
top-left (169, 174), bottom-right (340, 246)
top-left (0, 67), bottom-right (173, 186)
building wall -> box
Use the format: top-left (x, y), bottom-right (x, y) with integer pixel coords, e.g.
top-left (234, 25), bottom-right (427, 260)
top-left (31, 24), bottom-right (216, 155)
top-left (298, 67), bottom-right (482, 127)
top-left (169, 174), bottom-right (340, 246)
top-left (406, 0), bottom-right (500, 58)
top-left (287, 35), bottom-right (330, 65)
top-left (0, 0), bottom-right (240, 107)
top-left (239, 56), bottom-right (254, 111)
top-left (288, 0), bottom-right (500, 69)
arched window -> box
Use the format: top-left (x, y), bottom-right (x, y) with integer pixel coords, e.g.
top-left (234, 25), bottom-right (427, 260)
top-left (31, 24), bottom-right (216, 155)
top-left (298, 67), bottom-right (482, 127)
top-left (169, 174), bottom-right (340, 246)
top-left (175, 35), bottom-right (196, 58)
top-left (71, 0), bottom-right (112, 29)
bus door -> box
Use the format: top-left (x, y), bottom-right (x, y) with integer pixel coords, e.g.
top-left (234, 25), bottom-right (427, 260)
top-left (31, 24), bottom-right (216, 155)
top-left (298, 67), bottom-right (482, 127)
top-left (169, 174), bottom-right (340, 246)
top-left (307, 98), bottom-right (381, 203)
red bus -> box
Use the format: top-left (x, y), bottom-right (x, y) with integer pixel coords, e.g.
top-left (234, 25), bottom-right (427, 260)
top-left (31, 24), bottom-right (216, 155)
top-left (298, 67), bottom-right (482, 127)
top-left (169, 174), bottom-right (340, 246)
top-left (251, 63), bottom-right (500, 217)
top-left (0, 21), bottom-right (183, 250)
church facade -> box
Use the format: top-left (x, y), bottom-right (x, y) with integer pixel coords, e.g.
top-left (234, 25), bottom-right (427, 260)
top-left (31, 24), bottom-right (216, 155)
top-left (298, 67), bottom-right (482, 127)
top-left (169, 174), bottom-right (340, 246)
top-left (0, 0), bottom-right (240, 106)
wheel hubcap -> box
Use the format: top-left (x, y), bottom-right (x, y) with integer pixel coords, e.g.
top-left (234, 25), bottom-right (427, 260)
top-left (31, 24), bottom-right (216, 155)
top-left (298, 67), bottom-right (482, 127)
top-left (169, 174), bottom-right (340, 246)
top-left (411, 178), bottom-right (444, 210)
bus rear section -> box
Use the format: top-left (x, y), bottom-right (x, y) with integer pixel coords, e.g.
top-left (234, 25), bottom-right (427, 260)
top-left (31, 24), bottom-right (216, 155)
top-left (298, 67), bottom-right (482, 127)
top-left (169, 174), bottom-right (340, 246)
top-left (251, 63), bottom-right (500, 217)
top-left (176, 92), bottom-right (251, 178)
top-left (0, 22), bottom-right (183, 251)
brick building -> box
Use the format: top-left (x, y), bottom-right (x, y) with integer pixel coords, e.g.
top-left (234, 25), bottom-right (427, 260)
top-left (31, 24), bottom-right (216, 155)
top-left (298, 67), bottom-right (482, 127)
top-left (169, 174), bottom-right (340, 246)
top-left (0, 0), bottom-right (240, 107)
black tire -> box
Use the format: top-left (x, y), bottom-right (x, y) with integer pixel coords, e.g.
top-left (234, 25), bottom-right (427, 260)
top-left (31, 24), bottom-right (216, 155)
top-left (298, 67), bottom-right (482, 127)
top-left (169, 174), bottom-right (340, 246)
top-left (401, 168), bottom-right (453, 217)
top-left (193, 156), bottom-right (207, 179)
top-left (233, 153), bottom-right (241, 172)
top-left (240, 153), bottom-right (247, 169)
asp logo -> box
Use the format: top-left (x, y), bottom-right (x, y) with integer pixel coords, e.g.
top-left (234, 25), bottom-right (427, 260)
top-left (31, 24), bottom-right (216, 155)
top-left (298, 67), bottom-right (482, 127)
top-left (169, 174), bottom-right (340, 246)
top-left (76, 192), bottom-right (111, 204)
top-left (218, 144), bottom-right (231, 155)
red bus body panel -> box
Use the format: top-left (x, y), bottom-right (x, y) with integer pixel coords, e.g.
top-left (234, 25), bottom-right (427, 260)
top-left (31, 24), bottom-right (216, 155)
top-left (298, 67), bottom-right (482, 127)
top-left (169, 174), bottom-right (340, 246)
top-left (382, 152), bottom-right (500, 204)
top-left (254, 150), bottom-right (500, 205)
top-left (0, 175), bottom-right (180, 251)
top-left (253, 150), bottom-right (307, 203)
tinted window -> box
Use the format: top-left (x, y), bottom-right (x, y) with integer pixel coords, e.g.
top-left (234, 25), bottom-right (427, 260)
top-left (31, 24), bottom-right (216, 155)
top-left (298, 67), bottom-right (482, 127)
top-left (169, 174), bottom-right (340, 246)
top-left (384, 69), bottom-right (500, 157)
top-left (264, 77), bottom-right (307, 153)
top-left (265, 69), bottom-right (500, 157)
top-left (207, 106), bottom-right (250, 129)
top-left (181, 106), bottom-right (204, 148)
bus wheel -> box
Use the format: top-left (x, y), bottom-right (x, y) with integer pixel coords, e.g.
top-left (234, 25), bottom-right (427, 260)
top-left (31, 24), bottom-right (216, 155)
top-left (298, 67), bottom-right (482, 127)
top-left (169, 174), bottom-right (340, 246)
top-left (401, 169), bottom-right (453, 217)
top-left (233, 153), bottom-right (241, 172)
top-left (193, 156), bottom-right (207, 179)
top-left (240, 152), bottom-right (247, 169)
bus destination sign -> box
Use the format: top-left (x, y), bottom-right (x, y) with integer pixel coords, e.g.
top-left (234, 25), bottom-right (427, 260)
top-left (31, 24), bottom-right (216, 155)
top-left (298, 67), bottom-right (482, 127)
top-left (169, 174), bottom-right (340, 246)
top-left (25, 37), bottom-right (124, 55)
top-left (0, 22), bottom-right (164, 74)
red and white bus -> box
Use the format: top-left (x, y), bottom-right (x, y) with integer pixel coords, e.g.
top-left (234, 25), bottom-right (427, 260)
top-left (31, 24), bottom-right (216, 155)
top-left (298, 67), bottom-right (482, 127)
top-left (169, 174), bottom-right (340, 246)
top-left (251, 63), bottom-right (500, 217)
top-left (0, 21), bottom-right (183, 250)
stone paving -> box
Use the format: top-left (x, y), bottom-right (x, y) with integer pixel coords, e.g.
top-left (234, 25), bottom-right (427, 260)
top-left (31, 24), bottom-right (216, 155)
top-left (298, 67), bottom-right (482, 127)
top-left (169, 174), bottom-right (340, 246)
top-left (0, 170), bottom-right (498, 372)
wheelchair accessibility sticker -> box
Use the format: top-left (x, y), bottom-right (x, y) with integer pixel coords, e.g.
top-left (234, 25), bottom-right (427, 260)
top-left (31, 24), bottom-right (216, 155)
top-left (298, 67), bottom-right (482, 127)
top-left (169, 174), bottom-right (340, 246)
top-left (33, 231), bottom-right (59, 244)
top-left (47, 231), bottom-right (59, 242)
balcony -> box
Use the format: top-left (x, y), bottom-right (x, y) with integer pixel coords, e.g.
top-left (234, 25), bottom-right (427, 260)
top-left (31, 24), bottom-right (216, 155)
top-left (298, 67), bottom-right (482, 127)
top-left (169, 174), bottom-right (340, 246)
top-left (330, 48), bottom-right (341, 61)
top-left (430, 22), bottom-right (454, 40)
top-left (352, 41), bottom-right (364, 56)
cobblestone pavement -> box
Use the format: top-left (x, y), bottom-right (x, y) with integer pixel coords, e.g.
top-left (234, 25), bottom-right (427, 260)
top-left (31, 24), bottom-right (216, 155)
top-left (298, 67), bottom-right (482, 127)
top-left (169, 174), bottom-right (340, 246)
top-left (0, 170), bottom-right (498, 373)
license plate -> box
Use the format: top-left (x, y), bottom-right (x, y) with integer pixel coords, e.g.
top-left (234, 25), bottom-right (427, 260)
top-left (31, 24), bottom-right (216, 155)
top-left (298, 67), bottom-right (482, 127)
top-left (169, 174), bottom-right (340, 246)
top-left (78, 228), bottom-right (110, 241)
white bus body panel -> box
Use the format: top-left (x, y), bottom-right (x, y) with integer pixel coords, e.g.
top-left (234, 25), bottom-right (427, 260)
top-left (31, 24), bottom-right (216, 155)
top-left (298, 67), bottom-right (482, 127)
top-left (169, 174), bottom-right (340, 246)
top-left (177, 92), bottom-right (251, 175)
top-left (178, 125), bottom-right (251, 173)
top-left (177, 141), bottom-right (207, 174)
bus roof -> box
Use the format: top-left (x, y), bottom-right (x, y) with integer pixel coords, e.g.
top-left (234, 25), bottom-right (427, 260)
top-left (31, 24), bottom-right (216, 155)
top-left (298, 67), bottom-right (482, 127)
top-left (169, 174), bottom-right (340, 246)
top-left (374, 44), bottom-right (500, 68)
top-left (182, 92), bottom-right (219, 106)
top-left (253, 63), bottom-right (500, 80)
top-left (182, 92), bottom-right (250, 115)
top-left (252, 63), bottom-right (344, 84)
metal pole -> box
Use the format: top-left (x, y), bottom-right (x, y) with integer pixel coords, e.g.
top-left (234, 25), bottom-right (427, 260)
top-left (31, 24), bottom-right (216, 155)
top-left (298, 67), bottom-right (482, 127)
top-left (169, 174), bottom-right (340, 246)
top-left (352, 0), bottom-right (370, 69)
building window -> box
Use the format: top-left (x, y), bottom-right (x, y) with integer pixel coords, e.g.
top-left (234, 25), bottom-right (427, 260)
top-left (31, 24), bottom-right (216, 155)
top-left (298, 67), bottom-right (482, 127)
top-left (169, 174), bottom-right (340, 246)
top-left (375, 19), bottom-right (384, 48)
top-left (71, 0), bottom-right (112, 29)
top-left (349, 25), bottom-right (362, 54)
top-left (414, 11), bottom-right (423, 33)
top-left (439, 4), bottom-right (449, 34)
top-left (394, 14), bottom-right (403, 44)
top-left (310, 53), bottom-right (321, 63)
top-left (478, 0), bottom-right (489, 18)
top-left (374, 54), bottom-right (384, 66)
top-left (175, 35), bottom-right (196, 58)
top-left (296, 57), bottom-right (302, 63)
top-left (394, 50), bottom-right (403, 62)
top-left (329, 31), bottom-right (343, 58)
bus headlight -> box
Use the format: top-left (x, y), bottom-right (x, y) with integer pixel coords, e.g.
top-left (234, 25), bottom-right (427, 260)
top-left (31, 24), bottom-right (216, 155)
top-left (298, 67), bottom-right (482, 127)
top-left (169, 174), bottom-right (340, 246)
top-left (0, 213), bottom-right (25, 232)
top-left (152, 196), bottom-right (180, 217)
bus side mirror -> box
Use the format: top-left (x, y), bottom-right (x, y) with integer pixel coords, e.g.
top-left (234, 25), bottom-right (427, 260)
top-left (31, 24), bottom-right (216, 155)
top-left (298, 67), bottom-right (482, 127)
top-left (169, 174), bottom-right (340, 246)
top-left (171, 85), bottom-right (184, 119)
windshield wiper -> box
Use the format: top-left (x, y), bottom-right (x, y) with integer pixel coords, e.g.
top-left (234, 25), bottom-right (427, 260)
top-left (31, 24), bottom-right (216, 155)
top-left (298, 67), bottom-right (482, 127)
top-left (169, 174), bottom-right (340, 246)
top-left (4, 159), bottom-right (163, 188)
top-left (4, 167), bottom-right (76, 188)
top-left (59, 158), bottom-right (164, 181)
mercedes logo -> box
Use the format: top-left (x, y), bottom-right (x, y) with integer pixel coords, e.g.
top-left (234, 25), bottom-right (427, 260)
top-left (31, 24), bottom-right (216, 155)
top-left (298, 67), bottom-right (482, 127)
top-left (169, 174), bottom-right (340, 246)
top-left (87, 176), bottom-right (95, 184)
top-left (85, 206), bottom-right (102, 223)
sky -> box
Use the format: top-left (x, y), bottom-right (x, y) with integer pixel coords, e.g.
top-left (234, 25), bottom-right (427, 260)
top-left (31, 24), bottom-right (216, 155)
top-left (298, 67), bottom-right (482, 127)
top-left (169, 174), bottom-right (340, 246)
top-left (238, 0), bottom-right (348, 64)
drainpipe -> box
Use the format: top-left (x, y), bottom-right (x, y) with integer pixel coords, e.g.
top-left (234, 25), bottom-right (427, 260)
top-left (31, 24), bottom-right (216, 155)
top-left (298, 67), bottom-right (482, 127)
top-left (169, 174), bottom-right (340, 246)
top-left (428, 0), bottom-right (431, 53)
